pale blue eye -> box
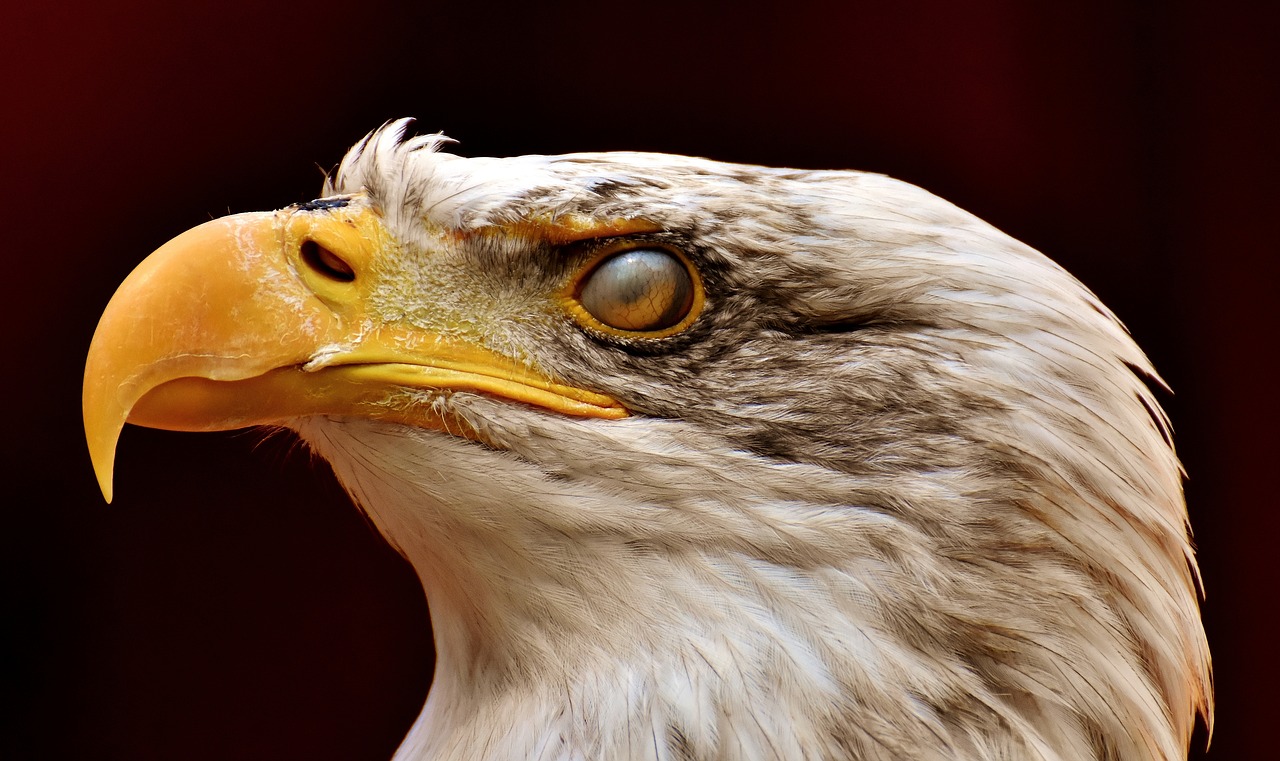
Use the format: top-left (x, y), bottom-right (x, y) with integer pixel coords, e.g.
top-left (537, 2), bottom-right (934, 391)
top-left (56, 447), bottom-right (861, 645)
top-left (579, 249), bottom-right (694, 332)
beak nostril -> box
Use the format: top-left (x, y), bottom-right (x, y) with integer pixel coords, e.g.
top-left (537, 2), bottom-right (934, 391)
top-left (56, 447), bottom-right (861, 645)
top-left (301, 240), bottom-right (356, 282)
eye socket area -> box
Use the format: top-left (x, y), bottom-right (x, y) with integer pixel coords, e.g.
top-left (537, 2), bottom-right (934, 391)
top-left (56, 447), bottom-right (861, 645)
top-left (573, 247), bottom-right (701, 336)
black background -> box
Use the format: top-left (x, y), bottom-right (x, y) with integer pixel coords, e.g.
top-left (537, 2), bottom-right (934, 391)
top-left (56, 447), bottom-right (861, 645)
top-left (5, 2), bottom-right (1275, 758)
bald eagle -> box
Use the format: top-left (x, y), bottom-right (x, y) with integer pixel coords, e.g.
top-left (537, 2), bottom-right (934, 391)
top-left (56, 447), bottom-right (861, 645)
top-left (85, 119), bottom-right (1210, 760)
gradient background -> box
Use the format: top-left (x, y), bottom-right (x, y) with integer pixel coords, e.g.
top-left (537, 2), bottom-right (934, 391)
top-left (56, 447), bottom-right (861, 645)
top-left (5, 1), bottom-right (1274, 758)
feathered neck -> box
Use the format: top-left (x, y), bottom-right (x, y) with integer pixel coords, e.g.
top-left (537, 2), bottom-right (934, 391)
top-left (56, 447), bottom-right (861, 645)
top-left (296, 394), bottom-right (1201, 761)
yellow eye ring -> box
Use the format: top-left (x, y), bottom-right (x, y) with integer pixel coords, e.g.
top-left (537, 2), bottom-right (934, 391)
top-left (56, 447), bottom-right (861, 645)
top-left (562, 242), bottom-right (705, 339)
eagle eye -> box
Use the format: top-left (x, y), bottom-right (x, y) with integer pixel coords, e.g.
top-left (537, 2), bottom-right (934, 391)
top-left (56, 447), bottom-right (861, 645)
top-left (577, 248), bottom-right (696, 333)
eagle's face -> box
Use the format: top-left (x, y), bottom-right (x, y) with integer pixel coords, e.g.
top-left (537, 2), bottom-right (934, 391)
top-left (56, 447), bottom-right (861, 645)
top-left (85, 120), bottom-right (1209, 760)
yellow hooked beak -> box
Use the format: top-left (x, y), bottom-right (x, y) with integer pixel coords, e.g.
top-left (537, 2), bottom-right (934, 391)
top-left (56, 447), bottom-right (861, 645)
top-left (83, 199), bottom-right (627, 502)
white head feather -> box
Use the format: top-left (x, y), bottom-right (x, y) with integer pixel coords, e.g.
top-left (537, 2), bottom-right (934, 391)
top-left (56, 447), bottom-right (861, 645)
top-left (290, 119), bottom-right (1211, 761)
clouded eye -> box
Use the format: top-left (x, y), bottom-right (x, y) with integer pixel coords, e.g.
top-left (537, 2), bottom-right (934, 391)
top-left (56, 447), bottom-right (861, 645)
top-left (578, 249), bottom-right (696, 333)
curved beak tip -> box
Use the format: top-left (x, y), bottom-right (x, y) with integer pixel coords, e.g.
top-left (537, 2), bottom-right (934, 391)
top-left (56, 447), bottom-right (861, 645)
top-left (85, 414), bottom-right (121, 504)
top-left (81, 210), bottom-right (289, 506)
top-left (96, 470), bottom-right (116, 505)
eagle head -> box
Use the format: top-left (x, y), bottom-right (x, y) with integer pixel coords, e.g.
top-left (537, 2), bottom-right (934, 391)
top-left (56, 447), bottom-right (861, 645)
top-left (84, 119), bottom-right (1210, 760)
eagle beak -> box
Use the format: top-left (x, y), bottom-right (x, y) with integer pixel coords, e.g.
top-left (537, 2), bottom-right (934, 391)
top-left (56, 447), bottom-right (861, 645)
top-left (84, 201), bottom-right (626, 503)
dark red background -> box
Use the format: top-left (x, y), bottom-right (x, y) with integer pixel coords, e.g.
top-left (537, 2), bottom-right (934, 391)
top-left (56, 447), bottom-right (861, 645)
top-left (5, 2), bottom-right (1274, 758)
